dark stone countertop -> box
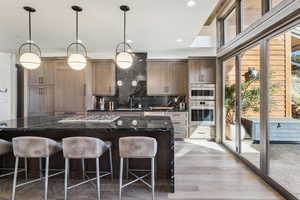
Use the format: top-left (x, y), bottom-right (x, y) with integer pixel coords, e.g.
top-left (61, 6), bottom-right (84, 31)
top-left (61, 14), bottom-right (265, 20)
top-left (0, 116), bottom-right (173, 132)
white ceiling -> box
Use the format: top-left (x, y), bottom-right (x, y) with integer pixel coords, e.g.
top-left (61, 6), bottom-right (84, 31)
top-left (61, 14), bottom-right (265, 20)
top-left (0, 0), bottom-right (218, 58)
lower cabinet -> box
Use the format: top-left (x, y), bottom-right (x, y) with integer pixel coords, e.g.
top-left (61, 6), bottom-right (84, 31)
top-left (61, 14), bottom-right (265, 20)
top-left (144, 112), bottom-right (188, 138)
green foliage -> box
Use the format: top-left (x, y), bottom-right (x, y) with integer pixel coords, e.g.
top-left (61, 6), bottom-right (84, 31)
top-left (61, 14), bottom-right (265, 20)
top-left (225, 70), bottom-right (277, 123)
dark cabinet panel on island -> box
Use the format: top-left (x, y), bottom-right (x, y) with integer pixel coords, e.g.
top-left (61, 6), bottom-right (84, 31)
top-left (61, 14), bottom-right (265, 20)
top-left (92, 60), bottom-right (116, 96)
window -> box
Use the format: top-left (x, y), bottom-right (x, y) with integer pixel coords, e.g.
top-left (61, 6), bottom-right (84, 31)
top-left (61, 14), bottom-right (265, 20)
top-left (241, 0), bottom-right (262, 30)
top-left (224, 8), bottom-right (237, 44)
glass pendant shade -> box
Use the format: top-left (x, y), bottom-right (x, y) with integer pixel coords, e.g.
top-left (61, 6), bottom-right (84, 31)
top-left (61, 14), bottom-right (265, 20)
top-left (19, 52), bottom-right (41, 70)
top-left (68, 53), bottom-right (87, 70)
top-left (116, 52), bottom-right (133, 69)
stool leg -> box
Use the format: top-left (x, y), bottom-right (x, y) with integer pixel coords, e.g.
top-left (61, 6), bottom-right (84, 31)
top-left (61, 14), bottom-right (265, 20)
top-left (39, 158), bottom-right (43, 178)
top-left (44, 157), bottom-right (49, 200)
top-left (11, 157), bottom-right (19, 200)
top-left (96, 158), bottom-right (100, 200)
top-left (151, 158), bottom-right (155, 200)
top-left (81, 159), bottom-right (85, 180)
top-left (24, 158), bottom-right (28, 181)
top-left (119, 157), bottom-right (124, 200)
top-left (126, 158), bottom-right (129, 180)
top-left (64, 158), bottom-right (69, 200)
top-left (108, 147), bottom-right (113, 181)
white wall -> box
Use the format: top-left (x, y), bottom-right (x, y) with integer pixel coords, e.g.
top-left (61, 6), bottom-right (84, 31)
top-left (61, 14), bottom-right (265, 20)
top-left (0, 53), bottom-right (17, 121)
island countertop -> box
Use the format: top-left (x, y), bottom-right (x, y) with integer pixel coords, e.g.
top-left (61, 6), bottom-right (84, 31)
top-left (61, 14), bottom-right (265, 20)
top-left (0, 115), bottom-right (173, 132)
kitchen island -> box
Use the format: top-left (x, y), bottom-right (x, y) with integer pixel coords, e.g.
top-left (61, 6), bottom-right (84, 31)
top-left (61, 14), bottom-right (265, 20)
top-left (0, 115), bottom-right (174, 192)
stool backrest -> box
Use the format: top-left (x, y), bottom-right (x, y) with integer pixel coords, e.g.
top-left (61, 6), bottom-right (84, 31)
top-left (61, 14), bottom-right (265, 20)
top-left (119, 137), bottom-right (157, 158)
top-left (63, 137), bottom-right (106, 158)
top-left (13, 137), bottom-right (56, 158)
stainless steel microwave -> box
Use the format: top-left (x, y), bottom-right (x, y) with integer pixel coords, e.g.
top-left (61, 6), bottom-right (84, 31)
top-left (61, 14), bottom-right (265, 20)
top-left (189, 83), bottom-right (215, 100)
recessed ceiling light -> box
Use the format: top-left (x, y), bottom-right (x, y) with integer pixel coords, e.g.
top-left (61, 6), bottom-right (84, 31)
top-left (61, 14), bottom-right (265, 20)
top-left (187, 0), bottom-right (196, 7)
top-left (177, 38), bottom-right (183, 43)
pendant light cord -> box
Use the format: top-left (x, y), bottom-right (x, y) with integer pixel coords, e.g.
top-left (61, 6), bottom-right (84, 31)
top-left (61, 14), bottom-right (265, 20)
top-left (123, 10), bottom-right (126, 52)
top-left (76, 10), bottom-right (79, 53)
top-left (28, 11), bottom-right (32, 52)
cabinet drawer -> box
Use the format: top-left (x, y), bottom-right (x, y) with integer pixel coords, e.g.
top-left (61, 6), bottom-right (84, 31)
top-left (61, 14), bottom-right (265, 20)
top-left (174, 127), bottom-right (187, 138)
top-left (144, 112), bottom-right (165, 116)
top-left (166, 112), bottom-right (187, 121)
top-left (172, 121), bottom-right (187, 127)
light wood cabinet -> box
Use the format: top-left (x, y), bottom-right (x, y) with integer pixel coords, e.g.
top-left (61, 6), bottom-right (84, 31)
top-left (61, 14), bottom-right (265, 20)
top-left (28, 86), bottom-right (54, 116)
top-left (54, 61), bottom-right (85, 113)
top-left (188, 57), bottom-right (216, 83)
top-left (92, 60), bottom-right (115, 96)
top-left (28, 61), bottom-right (54, 86)
top-left (147, 60), bottom-right (187, 96)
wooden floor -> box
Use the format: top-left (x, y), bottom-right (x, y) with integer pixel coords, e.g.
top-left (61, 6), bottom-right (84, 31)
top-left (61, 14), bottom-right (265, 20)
top-left (0, 140), bottom-right (284, 200)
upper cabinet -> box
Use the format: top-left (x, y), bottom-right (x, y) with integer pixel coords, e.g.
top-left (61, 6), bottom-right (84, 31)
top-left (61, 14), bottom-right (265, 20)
top-left (92, 60), bottom-right (116, 96)
top-left (147, 60), bottom-right (187, 96)
top-left (188, 57), bottom-right (216, 84)
top-left (28, 61), bottom-right (54, 86)
top-left (54, 60), bottom-right (85, 113)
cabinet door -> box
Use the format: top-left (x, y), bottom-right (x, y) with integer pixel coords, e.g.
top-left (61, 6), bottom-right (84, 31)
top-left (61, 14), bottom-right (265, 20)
top-left (92, 61), bottom-right (115, 96)
top-left (55, 61), bottom-right (85, 113)
top-left (28, 86), bottom-right (54, 116)
top-left (189, 59), bottom-right (216, 83)
top-left (28, 87), bottom-right (42, 116)
top-left (147, 61), bottom-right (170, 95)
top-left (168, 61), bottom-right (188, 95)
top-left (28, 61), bottom-right (54, 85)
top-left (40, 86), bottom-right (54, 114)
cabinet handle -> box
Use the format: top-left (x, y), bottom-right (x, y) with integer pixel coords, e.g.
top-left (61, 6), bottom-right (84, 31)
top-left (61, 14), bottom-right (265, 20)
top-left (164, 86), bottom-right (169, 93)
top-left (83, 84), bottom-right (86, 96)
top-left (39, 77), bottom-right (44, 84)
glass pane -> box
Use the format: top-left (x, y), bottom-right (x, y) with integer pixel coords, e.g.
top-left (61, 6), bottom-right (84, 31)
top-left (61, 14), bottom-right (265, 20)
top-left (268, 25), bottom-right (300, 198)
top-left (272, 0), bottom-right (284, 8)
top-left (224, 9), bottom-right (236, 44)
top-left (242, 0), bottom-right (262, 30)
top-left (224, 57), bottom-right (237, 150)
top-left (240, 45), bottom-right (261, 169)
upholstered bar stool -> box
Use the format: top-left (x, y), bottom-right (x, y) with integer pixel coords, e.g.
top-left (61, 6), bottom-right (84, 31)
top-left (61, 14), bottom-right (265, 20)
top-left (11, 137), bottom-right (63, 200)
top-left (0, 139), bottom-right (28, 180)
top-left (119, 136), bottom-right (158, 200)
top-left (62, 137), bottom-right (113, 200)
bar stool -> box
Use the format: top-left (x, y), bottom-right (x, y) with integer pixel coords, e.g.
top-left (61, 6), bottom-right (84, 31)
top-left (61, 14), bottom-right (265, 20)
top-left (119, 136), bottom-right (158, 200)
top-left (0, 139), bottom-right (28, 180)
top-left (11, 137), bottom-right (63, 200)
top-left (63, 137), bottom-right (113, 200)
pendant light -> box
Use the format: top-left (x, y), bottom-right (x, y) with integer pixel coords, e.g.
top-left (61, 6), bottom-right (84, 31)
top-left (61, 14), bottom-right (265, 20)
top-left (67, 5), bottom-right (87, 70)
top-left (116, 5), bottom-right (134, 69)
top-left (19, 7), bottom-right (41, 70)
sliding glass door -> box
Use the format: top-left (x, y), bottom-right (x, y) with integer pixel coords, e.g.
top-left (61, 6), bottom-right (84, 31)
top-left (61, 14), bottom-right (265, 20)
top-left (223, 57), bottom-right (237, 151)
top-left (267, 25), bottom-right (300, 199)
top-left (222, 22), bottom-right (300, 199)
top-left (239, 45), bottom-right (261, 169)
